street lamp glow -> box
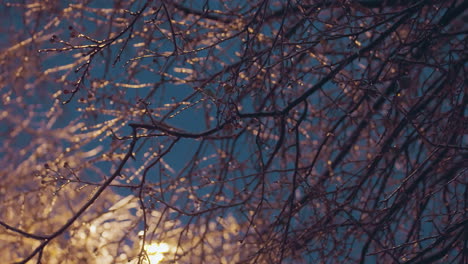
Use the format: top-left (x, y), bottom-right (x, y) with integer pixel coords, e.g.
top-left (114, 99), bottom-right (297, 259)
top-left (145, 242), bottom-right (170, 264)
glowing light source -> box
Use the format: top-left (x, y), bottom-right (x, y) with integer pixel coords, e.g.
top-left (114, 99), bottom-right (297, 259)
top-left (145, 242), bottom-right (170, 264)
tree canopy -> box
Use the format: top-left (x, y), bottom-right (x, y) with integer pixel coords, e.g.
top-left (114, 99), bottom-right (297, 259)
top-left (0, 0), bottom-right (466, 263)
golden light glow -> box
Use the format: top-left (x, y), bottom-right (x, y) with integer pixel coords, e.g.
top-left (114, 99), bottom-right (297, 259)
top-left (145, 242), bottom-right (170, 264)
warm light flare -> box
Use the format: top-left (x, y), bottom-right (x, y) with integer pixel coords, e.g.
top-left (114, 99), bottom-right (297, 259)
top-left (145, 242), bottom-right (170, 264)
